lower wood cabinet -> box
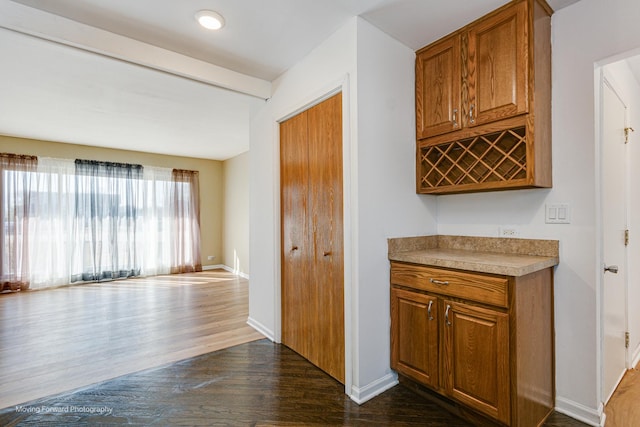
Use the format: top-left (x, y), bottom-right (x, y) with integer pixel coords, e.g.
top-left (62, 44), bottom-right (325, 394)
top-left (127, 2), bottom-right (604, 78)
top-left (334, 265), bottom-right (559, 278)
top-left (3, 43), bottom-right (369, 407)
top-left (443, 300), bottom-right (510, 424)
top-left (391, 288), bottom-right (439, 389)
top-left (391, 261), bottom-right (554, 427)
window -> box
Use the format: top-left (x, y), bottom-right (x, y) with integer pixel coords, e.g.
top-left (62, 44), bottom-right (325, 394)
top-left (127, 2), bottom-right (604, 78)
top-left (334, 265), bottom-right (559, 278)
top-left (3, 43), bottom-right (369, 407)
top-left (0, 155), bottom-right (202, 291)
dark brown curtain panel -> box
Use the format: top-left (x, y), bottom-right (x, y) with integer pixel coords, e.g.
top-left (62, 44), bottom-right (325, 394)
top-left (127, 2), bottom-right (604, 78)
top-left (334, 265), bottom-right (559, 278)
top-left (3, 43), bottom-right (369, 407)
top-left (170, 169), bottom-right (202, 274)
top-left (0, 153), bottom-right (37, 291)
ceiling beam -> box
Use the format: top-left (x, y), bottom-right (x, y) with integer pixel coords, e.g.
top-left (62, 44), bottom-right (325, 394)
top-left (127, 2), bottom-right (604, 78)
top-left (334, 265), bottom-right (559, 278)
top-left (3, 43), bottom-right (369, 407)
top-left (0, 0), bottom-right (272, 100)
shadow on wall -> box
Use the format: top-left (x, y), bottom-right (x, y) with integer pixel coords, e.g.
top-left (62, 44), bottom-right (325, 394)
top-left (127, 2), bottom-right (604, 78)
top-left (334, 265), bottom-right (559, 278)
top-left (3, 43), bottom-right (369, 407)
top-left (435, 188), bottom-right (552, 232)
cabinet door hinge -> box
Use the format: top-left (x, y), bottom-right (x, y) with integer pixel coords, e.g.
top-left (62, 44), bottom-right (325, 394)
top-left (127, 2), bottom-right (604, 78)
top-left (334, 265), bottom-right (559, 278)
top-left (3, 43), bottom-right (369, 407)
top-left (625, 229), bottom-right (630, 246)
top-left (624, 127), bottom-right (634, 144)
top-left (625, 331), bottom-right (630, 349)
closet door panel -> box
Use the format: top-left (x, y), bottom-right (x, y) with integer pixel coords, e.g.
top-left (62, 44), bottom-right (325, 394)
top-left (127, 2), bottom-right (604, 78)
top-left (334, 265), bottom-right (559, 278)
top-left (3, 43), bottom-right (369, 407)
top-left (280, 110), bottom-right (311, 359)
top-left (307, 93), bottom-right (344, 383)
top-left (280, 92), bottom-right (344, 384)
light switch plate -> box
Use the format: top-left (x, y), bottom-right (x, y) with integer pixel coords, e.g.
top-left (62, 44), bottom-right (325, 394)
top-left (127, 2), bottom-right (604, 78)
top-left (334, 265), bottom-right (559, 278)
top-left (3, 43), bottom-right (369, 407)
top-left (546, 203), bottom-right (571, 224)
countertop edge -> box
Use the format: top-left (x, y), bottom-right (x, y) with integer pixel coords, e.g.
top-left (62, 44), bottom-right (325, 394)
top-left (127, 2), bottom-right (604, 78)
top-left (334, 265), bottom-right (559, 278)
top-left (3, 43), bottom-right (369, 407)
top-left (388, 253), bottom-right (559, 277)
top-left (388, 235), bottom-right (559, 258)
top-left (388, 235), bottom-right (560, 277)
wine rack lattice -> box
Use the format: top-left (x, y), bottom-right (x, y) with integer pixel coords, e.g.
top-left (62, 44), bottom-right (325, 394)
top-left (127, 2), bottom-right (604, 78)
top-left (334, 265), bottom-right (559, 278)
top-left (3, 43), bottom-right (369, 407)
top-left (419, 126), bottom-right (527, 191)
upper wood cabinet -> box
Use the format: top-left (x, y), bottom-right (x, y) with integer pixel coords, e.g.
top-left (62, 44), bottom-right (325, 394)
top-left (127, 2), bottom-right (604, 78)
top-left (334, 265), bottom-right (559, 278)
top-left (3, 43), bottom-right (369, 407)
top-left (416, 0), bottom-right (552, 194)
top-left (468, 1), bottom-right (528, 127)
top-left (416, 34), bottom-right (461, 139)
top-left (416, 3), bottom-right (527, 138)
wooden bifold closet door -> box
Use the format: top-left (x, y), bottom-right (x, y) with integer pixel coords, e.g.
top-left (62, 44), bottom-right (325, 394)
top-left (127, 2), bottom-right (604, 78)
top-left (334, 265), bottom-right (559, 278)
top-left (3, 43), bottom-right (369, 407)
top-left (280, 92), bottom-right (344, 383)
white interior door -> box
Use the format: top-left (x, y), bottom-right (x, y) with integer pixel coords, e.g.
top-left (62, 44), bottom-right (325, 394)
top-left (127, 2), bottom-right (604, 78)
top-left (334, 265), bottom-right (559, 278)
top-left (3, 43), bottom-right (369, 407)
top-left (602, 76), bottom-right (629, 404)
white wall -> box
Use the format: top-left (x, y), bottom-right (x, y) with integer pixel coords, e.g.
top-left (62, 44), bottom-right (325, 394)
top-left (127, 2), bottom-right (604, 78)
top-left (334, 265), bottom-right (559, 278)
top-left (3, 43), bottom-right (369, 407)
top-left (223, 151), bottom-right (250, 277)
top-left (436, 0), bottom-right (640, 424)
top-left (248, 17), bottom-right (437, 402)
top-left (355, 19), bottom-right (437, 391)
top-left (604, 59), bottom-right (640, 366)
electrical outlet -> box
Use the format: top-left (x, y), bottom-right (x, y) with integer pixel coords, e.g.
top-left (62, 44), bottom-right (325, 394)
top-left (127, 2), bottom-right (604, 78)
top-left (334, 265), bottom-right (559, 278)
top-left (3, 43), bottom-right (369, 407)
top-left (499, 226), bottom-right (520, 238)
top-left (207, 255), bottom-right (215, 260)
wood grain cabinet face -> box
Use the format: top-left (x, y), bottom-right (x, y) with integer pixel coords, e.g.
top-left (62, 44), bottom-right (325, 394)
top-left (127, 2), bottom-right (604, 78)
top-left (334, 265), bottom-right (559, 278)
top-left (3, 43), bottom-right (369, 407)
top-left (416, 2), bottom-right (527, 138)
top-left (390, 261), bottom-right (555, 426)
top-left (391, 287), bottom-right (439, 388)
top-left (390, 262), bottom-right (510, 413)
top-left (443, 300), bottom-right (510, 424)
top-left (467, 1), bottom-right (528, 127)
top-left (415, 0), bottom-right (552, 194)
top-left (416, 35), bottom-right (461, 139)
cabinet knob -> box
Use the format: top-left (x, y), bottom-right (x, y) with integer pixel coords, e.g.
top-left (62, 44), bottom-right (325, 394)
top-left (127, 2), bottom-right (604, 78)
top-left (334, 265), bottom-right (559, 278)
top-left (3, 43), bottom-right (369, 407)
top-left (469, 104), bottom-right (475, 124)
top-left (445, 304), bottom-right (452, 326)
top-left (323, 251), bottom-right (332, 257)
top-left (430, 278), bottom-right (449, 286)
top-left (291, 246), bottom-right (298, 251)
top-left (452, 108), bottom-right (459, 128)
top-left (427, 300), bottom-right (434, 321)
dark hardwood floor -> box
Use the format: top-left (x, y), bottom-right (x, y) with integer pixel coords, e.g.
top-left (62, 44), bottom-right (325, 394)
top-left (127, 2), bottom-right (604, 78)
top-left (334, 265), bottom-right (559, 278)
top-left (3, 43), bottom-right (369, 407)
top-left (0, 339), bottom-right (587, 426)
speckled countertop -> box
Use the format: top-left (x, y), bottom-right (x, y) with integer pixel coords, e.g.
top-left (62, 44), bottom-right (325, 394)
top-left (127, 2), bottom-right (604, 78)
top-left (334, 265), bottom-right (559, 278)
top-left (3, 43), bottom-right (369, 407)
top-left (388, 235), bottom-right (559, 277)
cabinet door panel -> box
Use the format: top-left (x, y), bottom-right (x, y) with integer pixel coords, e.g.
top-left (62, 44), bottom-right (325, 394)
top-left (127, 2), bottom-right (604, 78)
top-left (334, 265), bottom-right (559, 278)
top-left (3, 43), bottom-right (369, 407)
top-left (416, 34), bottom-right (461, 139)
top-left (391, 288), bottom-right (439, 388)
top-left (468, 1), bottom-right (527, 127)
top-left (444, 300), bottom-right (510, 424)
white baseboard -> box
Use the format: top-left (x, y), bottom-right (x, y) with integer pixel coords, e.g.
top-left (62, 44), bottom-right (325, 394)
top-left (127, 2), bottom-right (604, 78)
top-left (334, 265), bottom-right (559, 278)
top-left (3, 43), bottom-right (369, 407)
top-left (555, 396), bottom-right (604, 426)
top-left (202, 264), bottom-right (250, 279)
top-left (247, 317), bottom-right (275, 341)
top-left (349, 373), bottom-right (398, 404)
top-left (202, 264), bottom-right (225, 271)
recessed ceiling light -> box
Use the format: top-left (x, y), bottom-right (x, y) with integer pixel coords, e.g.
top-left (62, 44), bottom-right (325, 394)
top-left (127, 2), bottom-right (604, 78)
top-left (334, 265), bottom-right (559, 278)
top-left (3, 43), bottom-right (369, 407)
top-left (195, 10), bottom-right (225, 30)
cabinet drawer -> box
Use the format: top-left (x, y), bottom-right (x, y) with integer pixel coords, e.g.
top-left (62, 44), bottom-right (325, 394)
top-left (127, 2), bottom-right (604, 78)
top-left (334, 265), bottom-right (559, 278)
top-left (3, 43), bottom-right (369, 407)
top-left (390, 262), bottom-right (508, 308)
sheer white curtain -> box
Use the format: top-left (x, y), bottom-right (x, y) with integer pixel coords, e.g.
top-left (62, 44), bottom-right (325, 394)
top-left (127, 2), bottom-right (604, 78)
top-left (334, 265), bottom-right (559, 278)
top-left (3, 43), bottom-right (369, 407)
top-left (2, 156), bottom-right (201, 291)
top-left (71, 160), bottom-right (144, 282)
top-left (28, 158), bottom-right (76, 289)
top-left (28, 161), bottom-right (176, 288)
top-left (141, 166), bottom-right (172, 276)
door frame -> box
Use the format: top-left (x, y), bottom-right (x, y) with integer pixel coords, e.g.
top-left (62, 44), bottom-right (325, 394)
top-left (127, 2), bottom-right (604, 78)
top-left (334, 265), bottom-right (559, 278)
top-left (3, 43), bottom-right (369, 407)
top-left (272, 75), bottom-right (354, 396)
top-left (595, 65), bottom-right (631, 409)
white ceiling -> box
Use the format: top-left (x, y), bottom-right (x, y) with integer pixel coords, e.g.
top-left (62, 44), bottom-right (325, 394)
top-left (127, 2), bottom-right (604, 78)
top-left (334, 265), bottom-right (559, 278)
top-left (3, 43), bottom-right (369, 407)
top-left (0, 0), bottom-right (583, 160)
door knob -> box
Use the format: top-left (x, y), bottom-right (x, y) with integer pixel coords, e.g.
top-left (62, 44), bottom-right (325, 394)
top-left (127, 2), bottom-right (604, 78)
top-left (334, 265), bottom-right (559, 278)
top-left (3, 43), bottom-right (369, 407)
top-left (604, 264), bottom-right (619, 274)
